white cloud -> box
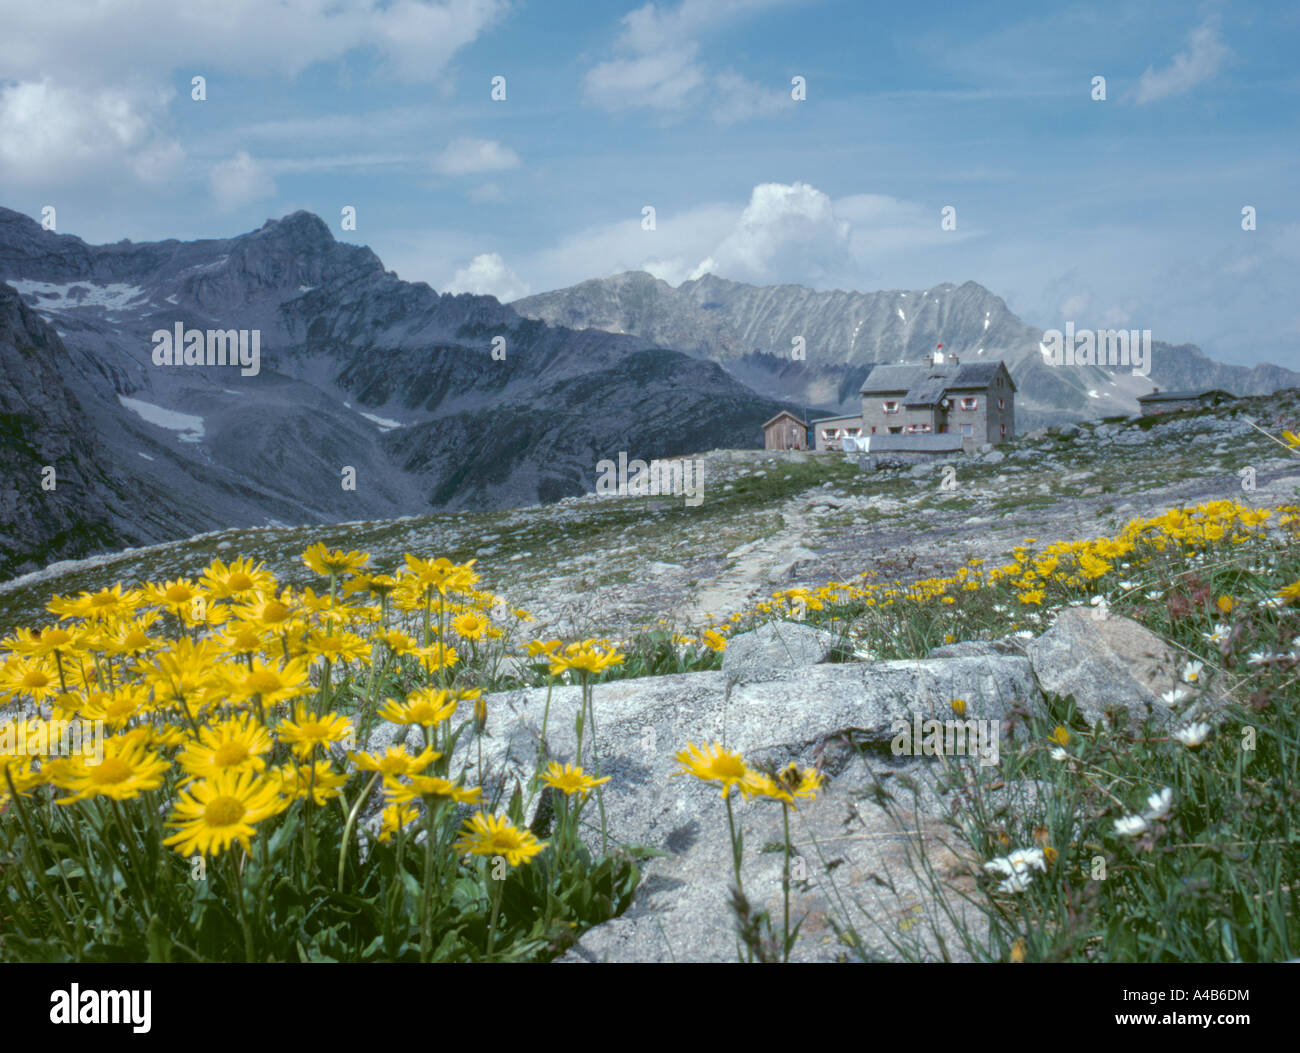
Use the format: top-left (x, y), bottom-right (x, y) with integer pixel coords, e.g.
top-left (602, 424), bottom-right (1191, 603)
top-left (433, 138), bottom-right (520, 176)
top-left (711, 71), bottom-right (789, 125)
top-left (1060, 293), bottom-right (1089, 317)
top-left (582, 0), bottom-right (793, 120)
top-left (1135, 22), bottom-right (1228, 104)
top-left (0, 1), bottom-right (505, 188)
top-left (700, 181), bottom-right (851, 284)
top-left (520, 181), bottom-right (950, 293)
top-left (445, 253), bottom-right (530, 301)
top-left (0, 79), bottom-right (183, 187)
top-left (0, 1), bottom-right (507, 87)
top-left (210, 152), bottom-right (276, 211)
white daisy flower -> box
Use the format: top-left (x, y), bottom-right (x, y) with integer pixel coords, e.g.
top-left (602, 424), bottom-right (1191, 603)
top-left (1202, 624), bottom-right (1231, 645)
top-left (984, 846), bottom-right (1047, 893)
top-left (1113, 814), bottom-right (1150, 837)
top-left (1182, 660), bottom-right (1204, 684)
top-left (1050, 747), bottom-right (1069, 762)
top-left (1118, 580), bottom-right (1138, 590)
top-left (1172, 723), bottom-right (1211, 748)
top-left (1146, 590), bottom-right (1163, 600)
top-left (1161, 688), bottom-right (1189, 706)
top-left (1144, 787), bottom-right (1174, 819)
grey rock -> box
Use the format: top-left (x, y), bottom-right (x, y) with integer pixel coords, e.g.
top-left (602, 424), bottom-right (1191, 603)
top-left (765, 545), bottom-right (819, 583)
top-left (927, 638), bottom-right (1027, 659)
top-left (468, 656), bottom-right (1041, 962)
top-left (721, 620), bottom-right (844, 681)
top-left (1026, 606), bottom-right (1190, 729)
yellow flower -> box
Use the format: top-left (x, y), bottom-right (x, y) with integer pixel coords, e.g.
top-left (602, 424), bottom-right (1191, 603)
top-left (302, 542), bottom-right (370, 577)
top-left (274, 760), bottom-right (348, 805)
top-left (451, 611), bottom-right (490, 640)
top-left (674, 741), bottom-right (754, 799)
top-left (1283, 429), bottom-right (1300, 448)
top-left (384, 774), bottom-right (482, 805)
top-left (378, 802), bottom-right (419, 843)
top-left (540, 761), bottom-right (611, 797)
top-left (548, 640), bottom-right (624, 677)
top-left (377, 688), bottom-right (467, 727)
top-left (1215, 595), bottom-right (1233, 614)
top-left (277, 704), bottom-right (353, 759)
top-left (176, 715), bottom-right (274, 780)
top-left (751, 762), bottom-right (823, 806)
top-left (350, 745), bottom-right (441, 777)
top-left (0, 658), bottom-right (62, 702)
top-left (222, 657), bottom-right (312, 707)
top-left (200, 557), bottom-right (276, 600)
top-left (163, 769), bottom-right (285, 857)
top-left (950, 698), bottom-right (967, 718)
top-left (142, 578), bottom-right (206, 616)
top-left (453, 812), bottom-right (547, 866)
top-left (301, 631), bottom-right (371, 664)
top-left (403, 555), bottom-right (479, 595)
top-left (1010, 937), bottom-right (1028, 963)
top-left (50, 734), bottom-right (170, 803)
top-left (1049, 726), bottom-right (1070, 748)
top-left (701, 629), bottom-right (727, 652)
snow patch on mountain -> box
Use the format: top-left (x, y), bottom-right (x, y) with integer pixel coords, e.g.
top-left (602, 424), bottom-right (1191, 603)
top-left (117, 396), bottom-right (205, 442)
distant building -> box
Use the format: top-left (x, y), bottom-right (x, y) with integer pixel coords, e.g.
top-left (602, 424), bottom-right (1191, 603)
top-left (859, 350), bottom-right (1016, 444)
top-left (811, 414), bottom-right (864, 452)
top-left (762, 410), bottom-right (808, 450)
top-left (1137, 388), bottom-right (1233, 416)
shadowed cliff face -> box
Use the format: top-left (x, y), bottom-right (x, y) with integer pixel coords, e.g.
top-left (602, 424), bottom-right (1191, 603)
top-left (0, 284), bottom-right (128, 577)
top-left (514, 271), bottom-right (1300, 428)
top-left (0, 208), bottom-right (788, 577)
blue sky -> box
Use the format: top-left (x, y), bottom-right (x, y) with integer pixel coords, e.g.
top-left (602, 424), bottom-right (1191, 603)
top-left (2, 0), bottom-right (1297, 367)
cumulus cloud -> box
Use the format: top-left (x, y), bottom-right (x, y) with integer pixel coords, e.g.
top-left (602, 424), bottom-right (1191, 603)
top-left (210, 152), bottom-right (276, 211)
top-left (0, 79), bottom-right (183, 187)
top-left (696, 182), bottom-right (852, 283)
top-left (1135, 22), bottom-right (1229, 104)
top-left (433, 138), bottom-right (520, 176)
top-left (445, 253), bottom-right (530, 301)
top-left (582, 0), bottom-right (793, 120)
top-left (0, 1), bottom-right (505, 188)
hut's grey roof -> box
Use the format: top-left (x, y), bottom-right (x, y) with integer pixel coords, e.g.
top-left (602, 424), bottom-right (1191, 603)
top-left (860, 360), bottom-right (1014, 401)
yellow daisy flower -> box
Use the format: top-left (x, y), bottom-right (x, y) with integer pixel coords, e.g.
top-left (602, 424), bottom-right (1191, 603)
top-left (540, 761), bottom-right (611, 797)
top-left (163, 769), bottom-right (286, 857)
top-left (50, 734), bottom-right (170, 803)
top-left (277, 704), bottom-right (353, 759)
top-left (453, 812), bottom-right (546, 866)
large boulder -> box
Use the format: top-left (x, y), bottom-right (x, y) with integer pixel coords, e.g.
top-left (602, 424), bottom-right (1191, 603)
top-left (462, 655), bottom-right (1042, 962)
top-left (1026, 606), bottom-right (1189, 728)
